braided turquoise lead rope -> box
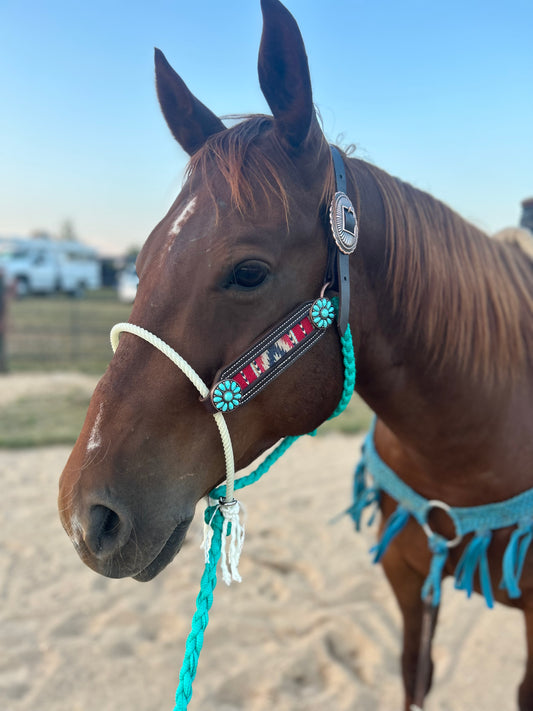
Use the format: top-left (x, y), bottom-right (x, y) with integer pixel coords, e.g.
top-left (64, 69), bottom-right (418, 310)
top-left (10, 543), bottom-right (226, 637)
top-left (173, 323), bottom-right (356, 710)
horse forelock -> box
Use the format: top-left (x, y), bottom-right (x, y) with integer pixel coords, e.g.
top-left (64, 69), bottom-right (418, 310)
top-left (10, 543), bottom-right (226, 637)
top-left (185, 115), bottom-right (289, 223)
top-left (186, 115), bottom-right (334, 226)
top-left (355, 160), bottom-right (533, 385)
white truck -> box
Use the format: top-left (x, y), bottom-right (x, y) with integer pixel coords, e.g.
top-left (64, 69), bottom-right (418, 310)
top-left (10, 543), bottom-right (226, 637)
top-left (0, 237), bottom-right (101, 297)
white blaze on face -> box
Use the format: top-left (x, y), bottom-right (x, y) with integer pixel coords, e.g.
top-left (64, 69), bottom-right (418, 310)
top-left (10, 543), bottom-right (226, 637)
top-left (87, 402), bottom-right (104, 452)
top-left (170, 196), bottom-right (198, 238)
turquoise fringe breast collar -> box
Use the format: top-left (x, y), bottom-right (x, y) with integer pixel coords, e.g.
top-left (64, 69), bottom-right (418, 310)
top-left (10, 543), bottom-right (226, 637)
top-left (349, 418), bottom-right (533, 608)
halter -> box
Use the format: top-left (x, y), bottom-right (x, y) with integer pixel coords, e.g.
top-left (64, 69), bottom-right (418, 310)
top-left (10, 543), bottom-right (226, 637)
top-left (205, 145), bottom-right (356, 413)
top-left (110, 146), bottom-right (358, 710)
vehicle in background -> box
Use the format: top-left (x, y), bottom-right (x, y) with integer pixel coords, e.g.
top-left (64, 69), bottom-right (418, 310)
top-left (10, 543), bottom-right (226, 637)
top-left (116, 263), bottom-right (138, 303)
top-left (0, 236), bottom-right (101, 297)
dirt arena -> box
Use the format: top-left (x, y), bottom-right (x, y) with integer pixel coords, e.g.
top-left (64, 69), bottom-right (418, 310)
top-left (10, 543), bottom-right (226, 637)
top-left (0, 374), bottom-right (526, 710)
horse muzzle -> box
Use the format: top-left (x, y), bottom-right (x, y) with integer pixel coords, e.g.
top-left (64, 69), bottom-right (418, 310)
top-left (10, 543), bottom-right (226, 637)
top-left (59, 487), bottom-right (194, 580)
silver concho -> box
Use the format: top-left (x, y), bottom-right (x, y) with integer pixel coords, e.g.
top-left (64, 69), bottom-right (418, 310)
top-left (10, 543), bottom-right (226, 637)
top-left (329, 191), bottom-right (358, 255)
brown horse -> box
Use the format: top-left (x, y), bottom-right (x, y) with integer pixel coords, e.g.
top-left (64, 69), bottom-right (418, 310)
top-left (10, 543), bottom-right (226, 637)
top-left (58, 0), bottom-right (533, 707)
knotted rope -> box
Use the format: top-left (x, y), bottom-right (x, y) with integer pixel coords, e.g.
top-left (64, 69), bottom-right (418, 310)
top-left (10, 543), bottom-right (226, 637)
top-left (110, 319), bottom-right (356, 711)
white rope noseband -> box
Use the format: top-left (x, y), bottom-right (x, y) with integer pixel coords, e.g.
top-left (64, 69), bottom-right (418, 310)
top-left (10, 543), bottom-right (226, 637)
top-left (110, 322), bottom-right (236, 501)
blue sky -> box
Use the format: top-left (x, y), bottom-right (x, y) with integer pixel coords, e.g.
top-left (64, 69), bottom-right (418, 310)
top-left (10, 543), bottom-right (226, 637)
top-left (1, 0), bottom-right (531, 255)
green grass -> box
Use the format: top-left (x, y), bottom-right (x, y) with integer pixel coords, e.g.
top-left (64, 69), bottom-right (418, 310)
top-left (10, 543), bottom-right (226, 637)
top-left (0, 389), bottom-right (91, 448)
top-left (0, 388), bottom-right (372, 449)
top-left (317, 394), bottom-right (373, 436)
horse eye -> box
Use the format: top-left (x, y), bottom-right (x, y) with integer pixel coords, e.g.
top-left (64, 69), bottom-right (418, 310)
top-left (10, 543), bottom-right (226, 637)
top-left (227, 261), bottom-right (270, 290)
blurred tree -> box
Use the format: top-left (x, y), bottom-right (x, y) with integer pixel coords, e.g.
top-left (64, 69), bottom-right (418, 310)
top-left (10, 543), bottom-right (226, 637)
top-left (30, 229), bottom-right (53, 240)
top-left (59, 219), bottom-right (79, 242)
top-left (125, 246), bottom-right (140, 263)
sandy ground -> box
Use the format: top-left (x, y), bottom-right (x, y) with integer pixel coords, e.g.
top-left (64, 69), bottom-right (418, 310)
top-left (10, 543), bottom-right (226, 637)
top-left (0, 374), bottom-right (527, 711)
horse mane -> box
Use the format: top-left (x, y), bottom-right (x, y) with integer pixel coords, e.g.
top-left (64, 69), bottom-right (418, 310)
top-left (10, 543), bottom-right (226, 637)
top-left (351, 158), bottom-right (533, 384)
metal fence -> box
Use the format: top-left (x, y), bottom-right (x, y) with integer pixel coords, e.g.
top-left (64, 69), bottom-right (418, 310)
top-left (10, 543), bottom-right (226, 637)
top-left (5, 291), bottom-right (132, 374)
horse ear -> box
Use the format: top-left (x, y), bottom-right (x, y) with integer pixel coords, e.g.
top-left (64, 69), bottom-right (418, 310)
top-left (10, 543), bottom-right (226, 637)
top-left (154, 48), bottom-right (226, 156)
top-left (258, 0), bottom-right (316, 150)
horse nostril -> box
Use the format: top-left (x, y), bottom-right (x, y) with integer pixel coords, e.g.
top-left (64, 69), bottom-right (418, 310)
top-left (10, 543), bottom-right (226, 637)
top-left (85, 504), bottom-right (131, 558)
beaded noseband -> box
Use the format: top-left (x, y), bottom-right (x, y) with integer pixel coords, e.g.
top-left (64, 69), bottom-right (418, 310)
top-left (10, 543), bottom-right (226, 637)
top-left (207, 288), bottom-right (335, 412)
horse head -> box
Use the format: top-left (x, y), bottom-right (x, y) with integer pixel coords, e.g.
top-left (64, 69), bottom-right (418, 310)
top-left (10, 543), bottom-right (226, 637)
top-left (58, 0), bottom-right (355, 581)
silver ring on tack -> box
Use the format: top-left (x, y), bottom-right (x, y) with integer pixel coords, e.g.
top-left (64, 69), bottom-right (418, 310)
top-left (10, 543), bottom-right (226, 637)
top-left (422, 499), bottom-right (463, 548)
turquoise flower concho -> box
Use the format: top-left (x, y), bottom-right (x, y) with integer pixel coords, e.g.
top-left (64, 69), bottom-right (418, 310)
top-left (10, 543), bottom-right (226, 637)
top-left (212, 379), bottom-right (242, 412)
top-left (310, 297), bottom-right (335, 329)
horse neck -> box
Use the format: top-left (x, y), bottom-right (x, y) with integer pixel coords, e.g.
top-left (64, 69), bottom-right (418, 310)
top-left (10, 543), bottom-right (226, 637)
top-left (346, 159), bottom-right (511, 464)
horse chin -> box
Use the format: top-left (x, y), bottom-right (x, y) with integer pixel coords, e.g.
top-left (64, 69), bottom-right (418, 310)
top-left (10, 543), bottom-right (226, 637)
top-left (132, 518), bottom-right (193, 582)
